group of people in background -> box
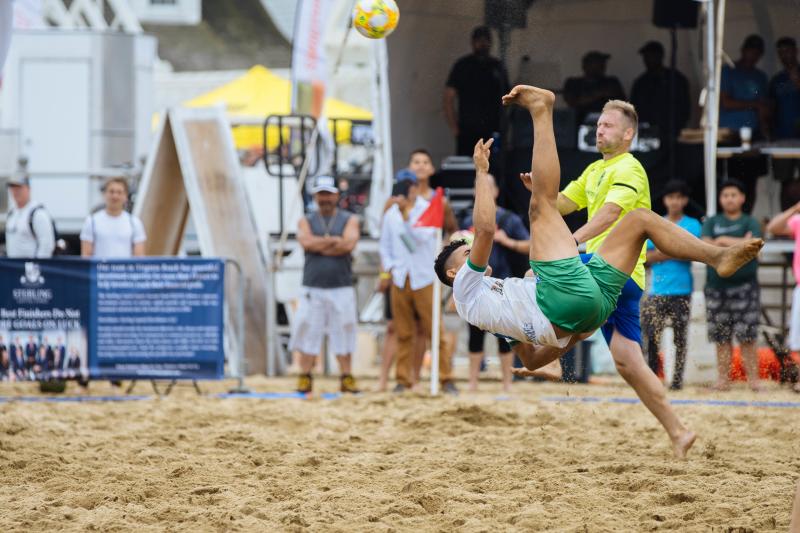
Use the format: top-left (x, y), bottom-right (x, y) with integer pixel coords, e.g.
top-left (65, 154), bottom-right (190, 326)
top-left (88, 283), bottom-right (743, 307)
top-left (0, 334), bottom-right (81, 382)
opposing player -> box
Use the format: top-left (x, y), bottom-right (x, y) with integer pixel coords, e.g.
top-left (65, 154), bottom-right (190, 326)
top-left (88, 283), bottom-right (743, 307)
top-left (434, 86), bottom-right (763, 456)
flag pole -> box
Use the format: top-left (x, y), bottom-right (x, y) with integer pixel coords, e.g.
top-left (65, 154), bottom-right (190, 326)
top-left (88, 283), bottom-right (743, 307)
top-left (430, 229), bottom-right (442, 396)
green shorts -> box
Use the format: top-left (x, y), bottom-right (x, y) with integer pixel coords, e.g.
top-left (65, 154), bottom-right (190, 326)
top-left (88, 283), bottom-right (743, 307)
top-left (529, 254), bottom-right (629, 333)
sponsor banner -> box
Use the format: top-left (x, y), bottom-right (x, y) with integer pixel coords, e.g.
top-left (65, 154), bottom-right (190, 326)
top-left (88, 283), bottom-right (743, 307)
top-left (291, 0), bottom-right (335, 117)
top-left (0, 258), bottom-right (224, 381)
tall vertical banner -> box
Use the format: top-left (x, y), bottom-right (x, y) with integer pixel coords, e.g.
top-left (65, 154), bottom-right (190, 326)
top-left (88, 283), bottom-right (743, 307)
top-left (0, 258), bottom-right (225, 382)
top-left (291, 0), bottom-right (335, 117)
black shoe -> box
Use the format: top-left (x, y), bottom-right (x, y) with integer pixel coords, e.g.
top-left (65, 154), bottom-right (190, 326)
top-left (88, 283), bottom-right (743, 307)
top-left (392, 383), bottom-right (407, 394)
top-left (340, 374), bottom-right (360, 393)
top-left (442, 381), bottom-right (459, 396)
top-left (297, 373), bottom-right (313, 394)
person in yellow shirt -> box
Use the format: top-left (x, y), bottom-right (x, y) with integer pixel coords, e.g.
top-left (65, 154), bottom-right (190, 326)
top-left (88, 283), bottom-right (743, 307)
top-left (557, 100), bottom-right (696, 457)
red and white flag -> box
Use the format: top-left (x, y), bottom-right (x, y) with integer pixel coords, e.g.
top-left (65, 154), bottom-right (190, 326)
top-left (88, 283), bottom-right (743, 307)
top-left (414, 187), bottom-right (445, 229)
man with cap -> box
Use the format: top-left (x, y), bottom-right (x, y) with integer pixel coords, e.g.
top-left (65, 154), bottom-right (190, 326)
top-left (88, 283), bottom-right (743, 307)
top-left (5, 171), bottom-right (55, 258)
top-left (719, 34), bottom-right (770, 212)
top-left (563, 51), bottom-right (626, 126)
top-left (379, 175), bottom-right (456, 393)
top-left (769, 37), bottom-right (800, 209)
top-left (630, 40), bottom-right (690, 142)
top-left (444, 25), bottom-right (510, 156)
top-left (289, 175), bottom-right (361, 394)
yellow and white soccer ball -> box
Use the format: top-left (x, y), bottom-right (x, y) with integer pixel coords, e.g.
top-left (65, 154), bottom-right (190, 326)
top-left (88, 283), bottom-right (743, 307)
top-left (353, 0), bottom-right (399, 39)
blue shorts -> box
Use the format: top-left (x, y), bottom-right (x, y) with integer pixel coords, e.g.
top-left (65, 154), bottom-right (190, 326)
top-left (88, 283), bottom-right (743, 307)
top-left (580, 254), bottom-right (643, 344)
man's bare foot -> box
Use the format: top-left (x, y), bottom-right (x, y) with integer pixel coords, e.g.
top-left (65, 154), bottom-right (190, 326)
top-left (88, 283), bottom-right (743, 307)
top-left (671, 430), bottom-right (697, 459)
top-left (511, 359), bottom-right (562, 381)
top-left (501, 85), bottom-right (555, 112)
top-left (708, 380), bottom-right (731, 392)
top-left (749, 380), bottom-right (765, 393)
top-left (715, 238), bottom-right (764, 277)
top-left (793, 382), bottom-right (800, 393)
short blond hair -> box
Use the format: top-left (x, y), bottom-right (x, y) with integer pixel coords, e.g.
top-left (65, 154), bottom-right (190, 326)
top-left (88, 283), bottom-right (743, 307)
top-left (602, 100), bottom-right (638, 132)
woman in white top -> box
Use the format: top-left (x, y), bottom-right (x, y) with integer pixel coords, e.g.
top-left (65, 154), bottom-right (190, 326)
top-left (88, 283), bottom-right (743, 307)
top-left (80, 177), bottom-right (146, 258)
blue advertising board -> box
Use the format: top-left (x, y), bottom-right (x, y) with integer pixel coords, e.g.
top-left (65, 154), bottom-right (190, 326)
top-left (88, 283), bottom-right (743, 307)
top-left (0, 258), bottom-right (224, 381)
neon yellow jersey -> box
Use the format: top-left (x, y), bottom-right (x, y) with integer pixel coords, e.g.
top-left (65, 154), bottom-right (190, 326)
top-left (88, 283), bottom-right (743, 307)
top-left (561, 152), bottom-right (651, 289)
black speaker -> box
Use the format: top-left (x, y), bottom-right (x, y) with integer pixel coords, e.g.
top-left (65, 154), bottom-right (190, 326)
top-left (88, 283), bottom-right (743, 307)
top-left (652, 0), bottom-right (699, 29)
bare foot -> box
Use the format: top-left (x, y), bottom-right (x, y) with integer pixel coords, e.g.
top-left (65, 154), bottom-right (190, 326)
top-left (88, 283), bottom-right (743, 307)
top-left (707, 380), bottom-right (731, 392)
top-left (715, 238), bottom-right (764, 278)
top-left (793, 382), bottom-right (800, 393)
top-left (511, 359), bottom-right (562, 381)
top-left (467, 383), bottom-right (478, 393)
top-left (501, 85), bottom-right (555, 112)
top-left (749, 380), bottom-right (765, 393)
top-left (671, 430), bottom-right (697, 459)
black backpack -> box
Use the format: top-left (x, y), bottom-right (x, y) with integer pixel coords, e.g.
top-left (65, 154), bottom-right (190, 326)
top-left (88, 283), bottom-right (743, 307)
top-left (27, 205), bottom-right (62, 256)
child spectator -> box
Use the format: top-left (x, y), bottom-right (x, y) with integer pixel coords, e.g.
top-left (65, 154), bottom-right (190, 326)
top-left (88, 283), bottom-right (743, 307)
top-left (641, 181), bottom-right (701, 390)
top-left (702, 179), bottom-right (763, 391)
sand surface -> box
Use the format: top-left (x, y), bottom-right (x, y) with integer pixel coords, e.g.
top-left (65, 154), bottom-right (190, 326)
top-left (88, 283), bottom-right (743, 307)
top-left (1, 377), bottom-right (799, 532)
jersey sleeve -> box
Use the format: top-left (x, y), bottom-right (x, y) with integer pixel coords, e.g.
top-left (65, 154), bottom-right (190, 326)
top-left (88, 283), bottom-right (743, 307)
top-left (445, 59), bottom-right (463, 89)
top-left (604, 163), bottom-right (646, 212)
top-left (687, 218), bottom-right (702, 238)
top-left (452, 260), bottom-right (486, 305)
top-left (561, 171), bottom-right (588, 210)
top-left (79, 216), bottom-right (94, 243)
top-left (748, 216), bottom-right (763, 238)
top-left (701, 216), bottom-right (714, 238)
top-left (132, 216), bottom-right (147, 244)
top-left (787, 215), bottom-right (800, 237)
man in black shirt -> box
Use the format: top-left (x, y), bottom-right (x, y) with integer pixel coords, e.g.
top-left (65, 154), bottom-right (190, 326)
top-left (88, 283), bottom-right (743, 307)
top-left (444, 26), bottom-right (509, 156)
top-left (563, 51), bottom-right (626, 126)
top-left (630, 41), bottom-right (690, 141)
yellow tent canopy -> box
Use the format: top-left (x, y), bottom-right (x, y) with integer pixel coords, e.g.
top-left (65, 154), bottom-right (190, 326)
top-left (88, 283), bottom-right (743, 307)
top-left (183, 65), bottom-right (372, 150)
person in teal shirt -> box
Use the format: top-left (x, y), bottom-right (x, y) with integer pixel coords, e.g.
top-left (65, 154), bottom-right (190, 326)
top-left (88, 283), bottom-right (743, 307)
top-left (701, 179), bottom-right (763, 391)
top-left (642, 181), bottom-right (701, 389)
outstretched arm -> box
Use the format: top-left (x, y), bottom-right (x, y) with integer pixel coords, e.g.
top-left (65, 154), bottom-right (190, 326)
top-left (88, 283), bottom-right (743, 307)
top-left (573, 202), bottom-right (622, 244)
top-left (766, 201), bottom-right (800, 237)
top-left (469, 138), bottom-right (496, 268)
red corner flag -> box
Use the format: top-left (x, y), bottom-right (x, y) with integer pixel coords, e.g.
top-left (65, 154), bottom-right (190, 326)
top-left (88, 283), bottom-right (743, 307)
top-left (414, 187), bottom-right (445, 228)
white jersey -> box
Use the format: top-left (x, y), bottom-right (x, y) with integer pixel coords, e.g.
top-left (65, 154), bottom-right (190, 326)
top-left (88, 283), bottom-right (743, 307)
top-left (453, 260), bottom-right (565, 348)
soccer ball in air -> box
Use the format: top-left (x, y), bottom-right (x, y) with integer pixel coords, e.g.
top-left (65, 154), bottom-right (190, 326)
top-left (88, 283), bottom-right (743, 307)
top-left (353, 0), bottom-right (399, 39)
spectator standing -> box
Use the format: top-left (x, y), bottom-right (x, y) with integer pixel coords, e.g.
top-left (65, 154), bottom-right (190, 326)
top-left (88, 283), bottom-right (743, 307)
top-left (376, 172), bottom-right (427, 392)
top-left (766, 199), bottom-right (800, 393)
top-left (769, 37), bottom-right (800, 209)
top-left (563, 51), bottom-right (626, 126)
top-left (630, 41), bottom-right (691, 141)
top-left (641, 181), bottom-right (701, 390)
top-left (80, 177), bottom-right (146, 258)
top-left (289, 175), bottom-right (361, 394)
top-left (5, 173), bottom-right (55, 258)
top-left (702, 180), bottom-right (763, 391)
top-left (379, 179), bottom-right (456, 394)
top-left (408, 150), bottom-right (459, 234)
top-left (461, 173), bottom-right (530, 393)
top-left (444, 26), bottom-right (509, 156)
top-left (719, 34), bottom-right (769, 212)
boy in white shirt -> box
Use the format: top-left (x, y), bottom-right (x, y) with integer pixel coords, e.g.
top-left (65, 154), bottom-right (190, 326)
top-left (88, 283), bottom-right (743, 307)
top-left (80, 177), bottom-right (146, 258)
top-left (434, 85), bottom-right (763, 375)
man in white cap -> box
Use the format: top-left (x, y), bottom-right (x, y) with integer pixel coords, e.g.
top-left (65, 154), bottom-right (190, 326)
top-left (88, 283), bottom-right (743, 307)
top-left (289, 175), bottom-right (361, 394)
top-left (5, 172), bottom-right (55, 258)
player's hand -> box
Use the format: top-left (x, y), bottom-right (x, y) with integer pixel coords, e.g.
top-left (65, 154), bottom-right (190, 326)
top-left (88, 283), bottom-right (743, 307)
top-left (494, 229), bottom-right (510, 246)
top-left (377, 277), bottom-right (391, 292)
top-left (473, 138), bottom-right (494, 173)
top-left (519, 172), bottom-right (533, 191)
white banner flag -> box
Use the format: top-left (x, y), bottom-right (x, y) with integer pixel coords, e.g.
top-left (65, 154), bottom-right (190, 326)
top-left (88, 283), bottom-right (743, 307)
top-left (291, 0), bottom-right (335, 118)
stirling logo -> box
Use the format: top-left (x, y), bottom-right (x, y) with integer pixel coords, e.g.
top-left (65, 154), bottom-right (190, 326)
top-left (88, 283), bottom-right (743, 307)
top-left (20, 262), bottom-right (45, 286)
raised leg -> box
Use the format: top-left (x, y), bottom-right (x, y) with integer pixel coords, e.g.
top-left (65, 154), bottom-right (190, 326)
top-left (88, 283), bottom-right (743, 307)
top-left (502, 85), bottom-right (577, 263)
top-left (597, 208), bottom-right (763, 279)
